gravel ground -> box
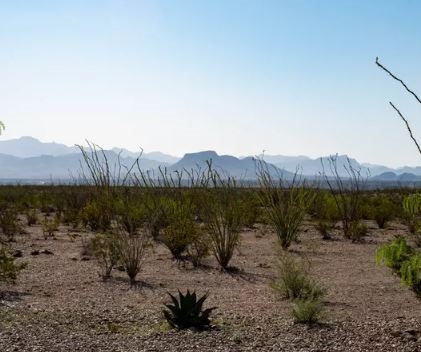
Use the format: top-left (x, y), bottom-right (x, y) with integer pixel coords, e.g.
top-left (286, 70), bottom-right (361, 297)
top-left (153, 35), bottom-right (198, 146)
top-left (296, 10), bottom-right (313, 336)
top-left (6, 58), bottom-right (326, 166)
top-left (1, 221), bottom-right (421, 351)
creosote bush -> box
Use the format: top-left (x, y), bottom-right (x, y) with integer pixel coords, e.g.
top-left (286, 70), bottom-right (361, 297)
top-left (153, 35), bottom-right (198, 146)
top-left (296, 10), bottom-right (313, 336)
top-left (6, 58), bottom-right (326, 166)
top-left (163, 199), bottom-right (199, 261)
top-left (90, 232), bottom-right (120, 279)
top-left (0, 207), bottom-right (22, 241)
top-left (0, 245), bottom-right (26, 284)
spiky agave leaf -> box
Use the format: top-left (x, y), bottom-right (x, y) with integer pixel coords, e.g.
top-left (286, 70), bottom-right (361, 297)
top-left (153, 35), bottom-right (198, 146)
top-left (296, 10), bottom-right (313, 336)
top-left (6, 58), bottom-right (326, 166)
top-left (162, 289), bottom-right (217, 329)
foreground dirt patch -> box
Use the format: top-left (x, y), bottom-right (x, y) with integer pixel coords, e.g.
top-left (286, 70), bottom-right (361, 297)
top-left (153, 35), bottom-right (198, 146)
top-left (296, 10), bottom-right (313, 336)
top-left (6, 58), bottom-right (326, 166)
top-left (1, 221), bottom-right (421, 351)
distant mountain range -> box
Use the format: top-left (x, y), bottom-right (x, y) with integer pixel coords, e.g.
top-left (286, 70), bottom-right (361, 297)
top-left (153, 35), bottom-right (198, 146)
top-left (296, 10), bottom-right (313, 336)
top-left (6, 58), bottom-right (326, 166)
top-left (0, 136), bottom-right (420, 183)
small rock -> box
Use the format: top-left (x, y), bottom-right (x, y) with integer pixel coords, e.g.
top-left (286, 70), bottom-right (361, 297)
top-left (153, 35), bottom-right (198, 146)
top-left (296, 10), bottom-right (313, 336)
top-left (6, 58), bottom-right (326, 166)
top-left (41, 249), bottom-right (54, 255)
top-left (80, 256), bottom-right (90, 261)
top-left (31, 250), bottom-right (40, 256)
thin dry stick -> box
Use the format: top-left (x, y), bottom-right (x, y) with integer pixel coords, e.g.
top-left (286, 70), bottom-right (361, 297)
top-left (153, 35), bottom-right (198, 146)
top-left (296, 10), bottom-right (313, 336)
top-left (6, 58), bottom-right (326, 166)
top-left (389, 102), bottom-right (421, 155)
top-left (375, 57), bottom-right (421, 105)
top-left (376, 57), bottom-right (421, 155)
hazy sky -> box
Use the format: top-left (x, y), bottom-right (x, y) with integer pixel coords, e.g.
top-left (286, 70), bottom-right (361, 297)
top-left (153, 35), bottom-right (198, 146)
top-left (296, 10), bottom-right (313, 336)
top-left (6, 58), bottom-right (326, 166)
top-left (1, 0), bottom-right (421, 167)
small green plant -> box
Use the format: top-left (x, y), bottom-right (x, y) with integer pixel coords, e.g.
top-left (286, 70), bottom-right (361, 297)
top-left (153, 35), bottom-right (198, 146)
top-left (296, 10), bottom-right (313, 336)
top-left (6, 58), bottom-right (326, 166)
top-left (90, 232), bottom-right (121, 279)
top-left (25, 208), bottom-right (38, 226)
top-left (81, 199), bottom-right (112, 232)
top-left (0, 207), bottom-right (22, 241)
top-left (42, 216), bottom-right (60, 239)
top-left (376, 236), bottom-right (413, 271)
top-left (347, 221), bottom-right (368, 242)
top-left (399, 253), bottom-right (421, 294)
top-left (271, 252), bottom-right (326, 301)
top-left (0, 245), bottom-right (26, 284)
top-left (116, 230), bottom-right (147, 286)
top-left (371, 195), bottom-right (395, 229)
top-left (164, 199), bottom-right (198, 261)
top-left (312, 192), bottom-right (338, 240)
top-left (292, 297), bottom-right (324, 324)
top-left (163, 290), bottom-right (216, 330)
top-left (187, 232), bottom-right (210, 267)
top-left (403, 194), bottom-right (421, 234)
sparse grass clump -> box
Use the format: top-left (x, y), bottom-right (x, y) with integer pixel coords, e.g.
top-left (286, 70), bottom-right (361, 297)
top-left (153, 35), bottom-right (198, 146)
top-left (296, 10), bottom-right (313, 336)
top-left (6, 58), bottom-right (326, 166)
top-left (272, 252), bottom-right (326, 324)
top-left (90, 232), bottom-right (121, 279)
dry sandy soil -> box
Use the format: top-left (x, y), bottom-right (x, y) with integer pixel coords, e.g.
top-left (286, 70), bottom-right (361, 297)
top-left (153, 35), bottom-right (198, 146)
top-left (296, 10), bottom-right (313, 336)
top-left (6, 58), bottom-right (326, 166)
top-left (1, 220), bottom-right (421, 352)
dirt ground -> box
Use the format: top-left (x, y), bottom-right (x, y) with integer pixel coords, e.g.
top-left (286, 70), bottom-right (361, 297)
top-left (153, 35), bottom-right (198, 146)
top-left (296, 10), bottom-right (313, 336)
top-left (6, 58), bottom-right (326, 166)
top-left (1, 220), bottom-right (421, 352)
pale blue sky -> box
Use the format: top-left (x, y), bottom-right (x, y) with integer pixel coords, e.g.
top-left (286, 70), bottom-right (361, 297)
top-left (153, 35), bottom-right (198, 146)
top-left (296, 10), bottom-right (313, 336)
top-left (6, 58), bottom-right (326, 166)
top-left (1, 0), bottom-right (421, 167)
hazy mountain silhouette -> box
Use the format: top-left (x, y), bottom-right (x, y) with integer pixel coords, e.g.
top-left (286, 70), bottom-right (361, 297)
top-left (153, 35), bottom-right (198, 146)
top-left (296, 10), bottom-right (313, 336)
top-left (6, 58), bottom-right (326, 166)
top-left (169, 151), bottom-right (294, 180)
top-left (0, 136), bottom-right (420, 182)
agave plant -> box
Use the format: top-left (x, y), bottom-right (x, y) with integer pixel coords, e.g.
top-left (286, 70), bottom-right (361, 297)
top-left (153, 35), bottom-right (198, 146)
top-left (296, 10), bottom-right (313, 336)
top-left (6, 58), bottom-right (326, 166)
top-left (163, 290), bottom-right (216, 330)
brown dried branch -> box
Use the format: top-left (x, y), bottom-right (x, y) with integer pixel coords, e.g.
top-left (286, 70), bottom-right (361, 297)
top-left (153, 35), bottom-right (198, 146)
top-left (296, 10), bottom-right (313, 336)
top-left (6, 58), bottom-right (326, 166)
top-left (389, 101), bottom-right (421, 155)
top-left (375, 57), bottom-right (421, 105)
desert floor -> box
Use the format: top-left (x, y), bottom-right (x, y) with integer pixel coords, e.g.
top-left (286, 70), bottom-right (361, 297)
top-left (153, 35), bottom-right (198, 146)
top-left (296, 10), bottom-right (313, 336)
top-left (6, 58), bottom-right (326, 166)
top-left (1, 221), bottom-right (421, 352)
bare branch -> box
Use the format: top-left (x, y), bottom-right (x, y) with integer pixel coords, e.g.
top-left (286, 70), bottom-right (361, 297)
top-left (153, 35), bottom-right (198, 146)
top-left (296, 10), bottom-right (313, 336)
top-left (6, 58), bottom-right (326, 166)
top-left (375, 57), bottom-right (421, 105)
top-left (389, 101), bottom-right (421, 155)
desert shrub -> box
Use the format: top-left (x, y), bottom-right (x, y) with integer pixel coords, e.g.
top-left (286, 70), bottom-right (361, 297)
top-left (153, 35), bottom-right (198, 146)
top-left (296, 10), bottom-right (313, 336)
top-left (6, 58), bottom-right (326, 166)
top-left (114, 194), bottom-right (145, 235)
top-left (90, 232), bottom-right (120, 279)
top-left (292, 298), bottom-right (324, 324)
top-left (403, 194), bottom-right (421, 234)
top-left (163, 290), bottom-right (216, 330)
top-left (187, 231), bottom-right (210, 267)
top-left (323, 156), bottom-right (367, 240)
top-left (271, 252), bottom-right (326, 301)
top-left (371, 195), bottom-right (396, 229)
top-left (116, 230), bottom-right (148, 286)
top-left (42, 216), bottom-right (60, 239)
top-left (0, 245), bottom-right (26, 284)
top-left (347, 221), bottom-right (368, 242)
top-left (258, 163), bottom-right (314, 249)
top-left (143, 194), bottom-right (170, 240)
top-left (25, 208), bottom-right (38, 226)
top-left (376, 236), bottom-right (413, 271)
top-left (239, 191), bottom-right (261, 228)
top-left (0, 207), bottom-right (22, 241)
top-left (164, 199), bottom-right (198, 261)
top-left (200, 174), bottom-right (243, 270)
top-left (81, 198), bottom-right (112, 232)
top-left (399, 254), bottom-right (421, 294)
top-left (313, 192), bottom-right (338, 240)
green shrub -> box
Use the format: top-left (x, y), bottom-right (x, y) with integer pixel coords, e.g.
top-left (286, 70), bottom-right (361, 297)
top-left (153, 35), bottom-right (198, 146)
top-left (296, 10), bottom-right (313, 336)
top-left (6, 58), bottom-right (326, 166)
top-left (271, 253), bottom-right (326, 301)
top-left (116, 230), bottom-right (148, 286)
top-left (372, 195), bottom-right (395, 229)
top-left (258, 165), bottom-right (314, 250)
top-left (376, 236), bottom-right (413, 271)
top-left (313, 192), bottom-right (338, 240)
top-left (42, 216), bottom-right (60, 239)
top-left (0, 207), bottom-right (22, 241)
top-left (399, 254), bottom-right (421, 294)
top-left (164, 199), bottom-right (198, 261)
top-left (90, 232), bottom-right (121, 279)
top-left (115, 197), bottom-right (145, 235)
top-left (25, 208), bottom-right (38, 226)
top-left (0, 245), bottom-right (26, 284)
top-left (163, 290), bottom-right (216, 330)
top-left (187, 232), bottom-right (210, 267)
top-left (201, 180), bottom-right (243, 270)
top-left (81, 199), bottom-right (112, 232)
top-left (292, 298), bottom-right (324, 324)
top-left (348, 221), bottom-right (368, 242)
top-left (403, 194), bottom-right (421, 234)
